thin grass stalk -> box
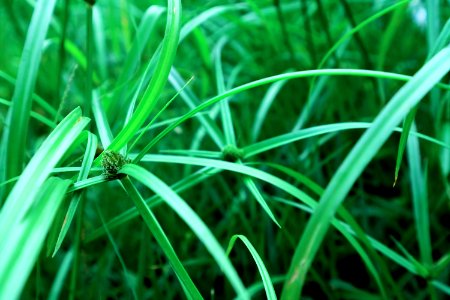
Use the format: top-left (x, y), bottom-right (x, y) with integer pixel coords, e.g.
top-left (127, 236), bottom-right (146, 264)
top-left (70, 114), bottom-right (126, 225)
top-left (299, 0), bottom-right (317, 66)
top-left (68, 2), bottom-right (94, 297)
top-left (68, 195), bottom-right (85, 300)
top-left (85, 1), bottom-right (94, 123)
top-left (57, 0), bottom-right (71, 111)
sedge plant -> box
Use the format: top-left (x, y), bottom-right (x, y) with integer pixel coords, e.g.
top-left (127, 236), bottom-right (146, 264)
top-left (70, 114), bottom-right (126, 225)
top-left (0, 0), bottom-right (449, 299)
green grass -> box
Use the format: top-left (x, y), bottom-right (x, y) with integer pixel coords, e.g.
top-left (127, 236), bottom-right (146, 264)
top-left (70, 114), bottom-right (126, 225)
top-left (0, 0), bottom-right (449, 299)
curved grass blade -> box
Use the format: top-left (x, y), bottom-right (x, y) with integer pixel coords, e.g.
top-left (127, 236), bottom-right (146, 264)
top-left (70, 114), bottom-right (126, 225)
top-left (247, 275), bottom-right (285, 299)
top-left (160, 149), bottom-right (223, 158)
top-left (273, 197), bottom-right (388, 299)
top-left (250, 162), bottom-right (323, 196)
top-left (394, 106), bottom-right (418, 185)
top-left (295, 1), bottom-right (408, 130)
top-left (111, 5), bottom-right (166, 121)
top-left (139, 155), bottom-right (425, 278)
top-left (128, 75), bottom-right (194, 154)
top-left (431, 281), bottom-right (450, 295)
top-left (111, 3), bottom-right (245, 137)
top-left (439, 122), bottom-right (450, 176)
top-left (427, 18), bottom-right (450, 60)
top-left (169, 68), bottom-right (225, 148)
top-left (390, 238), bottom-right (428, 277)
top-left (244, 122), bottom-right (450, 158)
top-left (92, 90), bottom-right (113, 148)
top-left (243, 176), bottom-right (280, 228)
top-left (395, 18), bottom-right (450, 184)
top-left (212, 36), bottom-right (279, 228)
top-left (134, 69), bottom-right (450, 162)
top-left (120, 164), bottom-right (249, 299)
top-left (179, 4), bottom-right (247, 42)
top-left (252, 79), bottom-right (289, 142)
top-left (317, 0), bottom-right (409, 70)
top-left (48, 249), bottom-right (73, 300)
top-left (50, 132), bottom-right (98, 257)
top-left (406, 125), bottom-right (432, 265)
top-left (92, 5), bottom-right (107, 80)
top-left (0, 70), bottom-right (60, 119)
top-left (226, 234), bottom-right (277, 300)
top-left (0, 97), bottom-right (56, 128)
top-left (0, 0), bottom-right (58, 195)
top-left (214, 36), bottom-right (235, 146)
top-left (106, 0), bottom-right (181, 154)
top-left (0, 177), bottom-right (71, 300)
top-left (0, 107), bottom-right (90, 242)
top-left (84, 167), bottom-right (222, 242)
top-left (280, 47), bottom-right (450, 300)
top-left (120, 177), bottom-right (202, 300)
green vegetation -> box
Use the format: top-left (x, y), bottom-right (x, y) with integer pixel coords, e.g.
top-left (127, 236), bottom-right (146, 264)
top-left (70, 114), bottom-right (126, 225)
top-left (0, 0), bottom-right (449, 299)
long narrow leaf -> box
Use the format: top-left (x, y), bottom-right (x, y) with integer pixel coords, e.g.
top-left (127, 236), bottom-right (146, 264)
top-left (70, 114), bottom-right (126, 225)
top-left (120, 177), bottom-right (203, 299)
top-left (226, 235), bottom-right (277, 300)
top-left (51, 132), bottom-right (98, 257)
top-left (139, 154), bottom-right (425, 278)
top-left (120, 164), bottom-right (249, 299)
top-left (0, 0), bottom-right (58, 193)
top-left (134, 69), bottom-right (450, 162)
top-left (106, 0), bottom-right (181, 153)
top-left (406, 125), bottom-right (432, 265)
top-left (0, 177), bottom-right (71, 300)
top-left (280, 47), bottom-right (450, 300)
top-left (84, 167), bottom-right (222, 242)
top-left (0, 107), bottom-right (89, 242)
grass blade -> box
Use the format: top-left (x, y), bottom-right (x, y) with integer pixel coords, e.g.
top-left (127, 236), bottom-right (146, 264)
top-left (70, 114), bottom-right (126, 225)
top-left (106, 0), bottom-right (182, 153)
top-left (92, 90), bottom-right (113, 148)
top-left (243, 176), bottom-right (280, 228)
top-left (214, 36), bottom-right (236, 146)
top-left (48, 250), bottom-right (73, 300)
top-left (244, 122), bottom-right (449, 159)
top-left (111, 5), bottom-right (166, 121)
top-left (0, 0), bottom-right (58, 194)
top-left (395, 18), bottom-right (450, 183)
top-left (134, 69), bottom-right (450, 162)
top-left (394, 106), bottom-right (418, 185)
top-left (226, 234), bottom-right (277, 300)
top-left (252, 79), bottom-right (289, 142)
top-left (406, 125), bottom-right (432, 265)
top-left (51, 132), bottom-right (98, 257)
top-left (139, 155), bottom-right (424, 279)
top-left (120, 177), bottom-right (203, 299)
top-left (0, 177), bottom-right (71, 300)
top-left (169, 68), bottom-right (225, 148)
top-left (0, 107), bottom-right (89, 242)
top-left (280, 47), bottom-right (450, 300)
top-left (120, 164), bottom-right (249, 299)
top-left (84, 167), bottom-right (222, 242)
top-left (431, 281), bottom-right (450, 295)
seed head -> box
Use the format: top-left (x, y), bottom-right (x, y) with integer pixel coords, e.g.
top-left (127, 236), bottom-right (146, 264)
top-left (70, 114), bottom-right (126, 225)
top-left (101, 150), bottom-right (131, 179)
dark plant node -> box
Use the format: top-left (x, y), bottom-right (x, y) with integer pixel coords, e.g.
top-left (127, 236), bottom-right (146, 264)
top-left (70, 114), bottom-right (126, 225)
top-left (222, 144), bottom-right (244, 162)
top-left (101, 150), bottom-right (131, 180)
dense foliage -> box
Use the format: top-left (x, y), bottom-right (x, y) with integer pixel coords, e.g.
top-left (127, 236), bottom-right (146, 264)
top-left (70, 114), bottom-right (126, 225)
top-left (0, 0), bottom-right (449, 299)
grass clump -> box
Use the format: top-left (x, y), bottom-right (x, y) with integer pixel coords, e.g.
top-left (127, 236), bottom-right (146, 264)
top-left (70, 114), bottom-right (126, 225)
top-left (0, 0), bottom-right (449, 299)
